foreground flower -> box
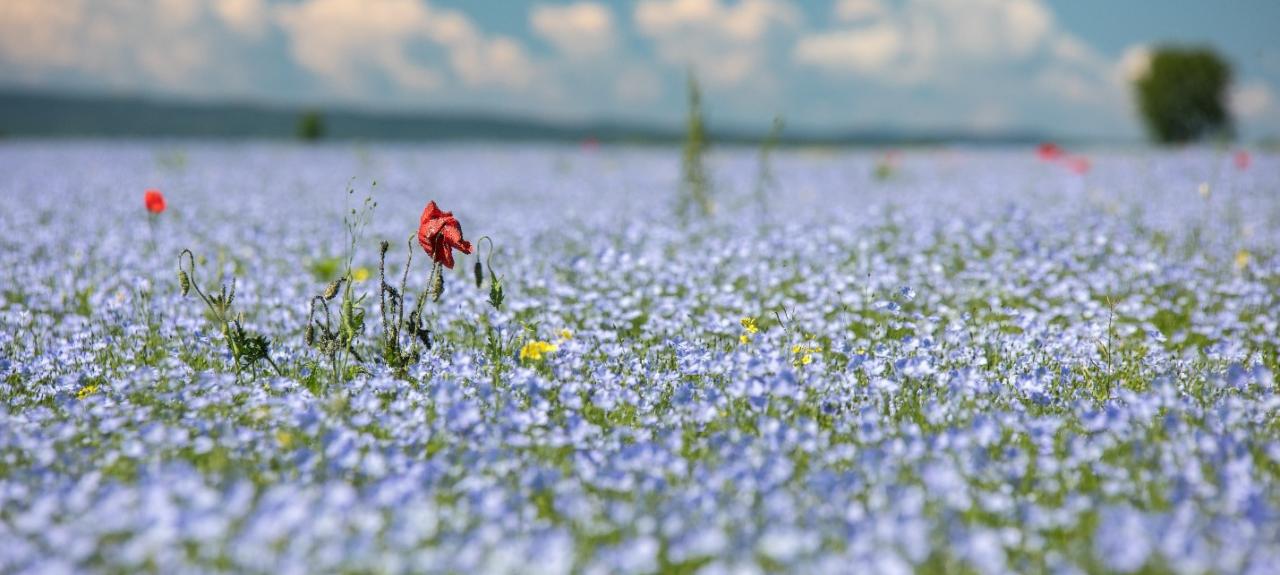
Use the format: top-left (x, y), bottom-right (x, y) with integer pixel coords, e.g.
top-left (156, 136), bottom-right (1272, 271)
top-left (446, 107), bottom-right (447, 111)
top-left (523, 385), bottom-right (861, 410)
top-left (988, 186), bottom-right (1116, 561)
top-left (144, 189), bottom-right (166, 213)
top-left (520, 340), bottom-right (558, 361)
top-left (75, 383), bottom-right (100, 400)
top-left (418, 201), bottom-right (472, 269)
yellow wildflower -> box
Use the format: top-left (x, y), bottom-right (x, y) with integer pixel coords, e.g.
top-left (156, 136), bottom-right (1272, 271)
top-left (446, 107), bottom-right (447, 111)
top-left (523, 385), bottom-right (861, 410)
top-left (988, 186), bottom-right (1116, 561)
top-left (1235, 249), bottom-right (1251, 271)
top-left (75, 384), bottom-right (99, 400)
top-left (790, 340), bottom-right (822, 367)
top-left (740, 317), bottom-right (758, 334)
top-left (275, 430), bottom-right (295, 449)
top-left (520, 340), bottom-right (558, 361)
top-left (352, 267), bottom-right (372, 283)
top-left (559, 329), bottom-right (573, 340)
top-left (740, 333), bottom-right (751, 345)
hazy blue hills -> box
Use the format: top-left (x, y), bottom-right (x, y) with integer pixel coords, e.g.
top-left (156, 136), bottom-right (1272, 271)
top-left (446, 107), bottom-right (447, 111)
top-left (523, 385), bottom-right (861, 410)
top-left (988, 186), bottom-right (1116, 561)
top-left (0, 90), bottom-right (1046, 145)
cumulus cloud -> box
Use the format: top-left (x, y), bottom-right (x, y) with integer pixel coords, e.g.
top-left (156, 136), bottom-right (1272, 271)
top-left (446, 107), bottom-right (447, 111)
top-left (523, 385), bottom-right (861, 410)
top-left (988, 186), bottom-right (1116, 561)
top-left (214, 0), bottom-right (267, 38)
top-left (274, 0), bottom-right (536, 95)
top-left (833, 0), bottom-right (886, 22)
top-left (0, 0), bottom-right (222, 92)
top-left (531, 2), bottom-right (616, 60)
top-left (1116, 44), bottom-right (1152, 83)
top-left (634, 0), bottom-right (800, 88)
top-left (794, 0), bottom-right (1054, 81)
top-left (615, 65), bottom-right (663, 105)
top-left (0, 0), bottom-right (89, 70)
top-left (1232, 82), bottom-right (1275, 120)
top-left (794, 23), bottom-right (902, 78)
top-left (793, 0), bottom-right (1144, 135)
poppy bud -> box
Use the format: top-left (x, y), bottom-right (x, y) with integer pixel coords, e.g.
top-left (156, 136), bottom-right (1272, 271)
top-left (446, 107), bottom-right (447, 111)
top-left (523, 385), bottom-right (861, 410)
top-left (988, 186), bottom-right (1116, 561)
top-left (305, 323), bottom-right (316, 346)
top-left (473, 260), bottom-right (484, 289)
top-left (178, 270), bottom-right (190, 297)
top-left (323, 277), bottom-right (345, 301)
top-left (380, 240), bottom-right (390, 256)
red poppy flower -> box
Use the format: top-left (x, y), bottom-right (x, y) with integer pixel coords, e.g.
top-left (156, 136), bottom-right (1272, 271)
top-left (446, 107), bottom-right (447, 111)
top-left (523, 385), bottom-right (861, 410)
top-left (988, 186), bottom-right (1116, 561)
top-left (417, 201), bottom-right (472, 269)
top-left (144, 189), bottom-right (166, 214)
top-left (1037, 143), bottom-right (1063, 162)
top-left (1235, 150), bottom-right (1251, 170)
top-left (1066, 156), bottom-right (1090, 175)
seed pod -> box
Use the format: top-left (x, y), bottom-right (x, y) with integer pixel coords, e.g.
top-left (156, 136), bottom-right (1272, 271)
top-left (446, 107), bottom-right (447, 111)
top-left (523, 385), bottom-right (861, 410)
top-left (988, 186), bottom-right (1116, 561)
top-left (474, 260), bottom-right (484, 289)
top-left (379, 240), bottom-right (390, 255)
top-left (323, 277), bottom-right (345, 301)
top-left (178, 270), bottom-right (191, 297)
top-left (430, 263), bottom-right (444, 302)
top-left (304, 323), bottom-right (316, 346)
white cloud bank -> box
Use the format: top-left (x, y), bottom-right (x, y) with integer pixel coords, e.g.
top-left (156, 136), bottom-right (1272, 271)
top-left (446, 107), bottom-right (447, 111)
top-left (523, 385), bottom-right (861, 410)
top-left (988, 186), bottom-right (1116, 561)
top-left (531, 2), bottom-right (616, 60)
top-left (274, 0), bottom-right (536, 96)
top-left (634, 0), bottom-right (801, 88)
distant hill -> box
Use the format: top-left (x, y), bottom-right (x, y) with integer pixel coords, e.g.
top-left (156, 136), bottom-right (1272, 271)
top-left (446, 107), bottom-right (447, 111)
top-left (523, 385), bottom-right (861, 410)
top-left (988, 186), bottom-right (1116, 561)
top-left (0, 89), bottom-right (1047, 146)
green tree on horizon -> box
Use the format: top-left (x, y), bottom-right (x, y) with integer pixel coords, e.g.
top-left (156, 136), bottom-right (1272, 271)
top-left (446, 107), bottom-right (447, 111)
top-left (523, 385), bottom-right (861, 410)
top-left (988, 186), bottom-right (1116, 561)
top-left (1134, 46), bottom-right (1233, 144)
top-left (297, 110), bottom-right (326, 142)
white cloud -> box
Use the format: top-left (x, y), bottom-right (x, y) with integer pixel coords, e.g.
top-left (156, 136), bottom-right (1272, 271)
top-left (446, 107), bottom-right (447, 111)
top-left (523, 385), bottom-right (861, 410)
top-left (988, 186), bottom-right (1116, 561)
top-left (1232, 82), bottom-right (1275, 120)
top-left (274, 0), bottom-right (536, 95)
top-left (214, 0), bottom-right (266, 38)
top-left (0, 0), bottom-right (220, 92)
top-left (794, 0), bottom-right (1054, 81)
top-left (0, 0), bottom-right (88, 70)
top-left (793, 0), bottom-right (1143, 136)
top-left (1116, 44), bottom-right (1151, 83)
top-left (531, 2), bottom-right (616, 60)
top-left (615, 65), bottom-right (662, 104)
top-left (798, 0), bottom-right (1059, 83)
top-left (834, 0), bottom-right (886, 22)
top-left (634, 0), bottom-right (800, 88)
top-left (794, 23), bottom-right (901, 77)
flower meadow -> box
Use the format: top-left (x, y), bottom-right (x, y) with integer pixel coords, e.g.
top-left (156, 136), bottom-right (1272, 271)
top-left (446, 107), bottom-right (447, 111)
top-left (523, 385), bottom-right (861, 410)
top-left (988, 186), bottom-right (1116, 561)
top-left (1, 141), bottom-right (1279, 574)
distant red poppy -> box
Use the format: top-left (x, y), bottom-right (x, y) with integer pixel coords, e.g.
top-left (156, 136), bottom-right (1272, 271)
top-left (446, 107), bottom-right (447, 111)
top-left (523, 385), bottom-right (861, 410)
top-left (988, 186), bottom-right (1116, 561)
top-left (581, 137), bottom-right (600, 151)
top-left (1235, 150), bottom-right (1251, 170)
top-left (144, 189), bottom-right (166, 214)
top-left (417, 201), bottom-right (472, 269)
top-left (1066, 156), bottom-right (1091, 175)
top-left (1037, 143), bottom-right (1064, 161)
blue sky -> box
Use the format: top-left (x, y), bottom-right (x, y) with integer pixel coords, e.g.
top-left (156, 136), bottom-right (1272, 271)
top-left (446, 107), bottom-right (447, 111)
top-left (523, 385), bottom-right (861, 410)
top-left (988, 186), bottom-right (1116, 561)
top-left (2, 0), bottom-right (1278, 140)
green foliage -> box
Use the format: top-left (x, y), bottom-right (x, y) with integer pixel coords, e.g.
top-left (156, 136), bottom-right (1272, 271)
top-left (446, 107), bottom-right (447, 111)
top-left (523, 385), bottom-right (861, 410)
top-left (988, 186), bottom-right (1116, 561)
top-left (176, 249), bottom-right (282, 378)
top-left (305, 187), bottom-right (376, 387)
top-left (296, 110), bottom-right (326, 142)
top-left (1134, 46), bottom-right (1233, 143)
top-left (678, 72), bottom-right (713, 222)
top-left (753, 116), bottom-right (783, 224)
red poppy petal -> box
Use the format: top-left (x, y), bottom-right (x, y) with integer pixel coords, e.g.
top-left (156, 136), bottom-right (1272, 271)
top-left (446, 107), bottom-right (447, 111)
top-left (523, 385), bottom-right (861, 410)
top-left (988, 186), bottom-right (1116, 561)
top-left (438, 244), bottom-right (455, 268)
top-left (441, 223), bottom-right (462, 244)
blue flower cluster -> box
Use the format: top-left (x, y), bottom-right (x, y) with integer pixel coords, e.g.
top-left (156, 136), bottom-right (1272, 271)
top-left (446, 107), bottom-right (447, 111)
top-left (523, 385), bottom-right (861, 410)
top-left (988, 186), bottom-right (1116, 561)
top-left (0, 142), bottom-right (1277, 573)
